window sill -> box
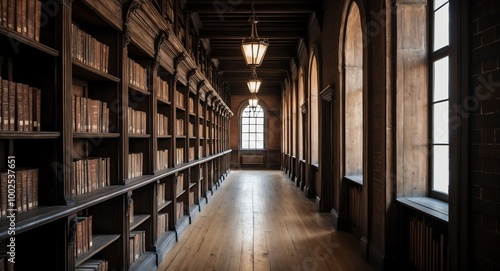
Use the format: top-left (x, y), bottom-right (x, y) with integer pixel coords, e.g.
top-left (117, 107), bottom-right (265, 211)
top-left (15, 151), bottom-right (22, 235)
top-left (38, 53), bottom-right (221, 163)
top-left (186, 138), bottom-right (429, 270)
top-left (397, 197), bottom-right (449, 223)
top-left (344, 175), bottom-right (363, 186)
top-left (311, 163), bottom-right (319, 169)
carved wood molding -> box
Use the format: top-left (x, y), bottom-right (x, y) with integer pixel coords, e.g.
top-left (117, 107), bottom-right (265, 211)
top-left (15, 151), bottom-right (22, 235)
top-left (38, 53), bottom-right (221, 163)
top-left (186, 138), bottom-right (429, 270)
top-left (320, 84), bottom-right (334, 102)
top-left (153, 30), bottom-right (169, 70)
top-left (63, 0), bottom-right (74, 7)
top-left (122, 0), bottom-right (144, 48)
top-left (187, 68), bottom-right (197, 84)
top-left (197, 80), bottom-right (206, 94)
top-left (174, 52), bottom-right (187, 72)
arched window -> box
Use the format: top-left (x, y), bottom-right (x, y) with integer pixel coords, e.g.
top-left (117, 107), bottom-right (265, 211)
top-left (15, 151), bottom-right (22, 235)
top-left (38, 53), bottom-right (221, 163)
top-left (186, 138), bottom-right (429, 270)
top-left (310, 55), bottom-right (319, 164)
top-left (241, 104), bottom-right (265, 149)
top-left (298, 68), bottom-right (305, 160)
top-left (343, 2), bottom-right (363, 178)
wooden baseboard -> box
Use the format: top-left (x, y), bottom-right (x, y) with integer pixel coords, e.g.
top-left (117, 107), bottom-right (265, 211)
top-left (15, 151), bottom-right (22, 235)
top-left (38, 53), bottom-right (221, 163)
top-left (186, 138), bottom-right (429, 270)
top-left (305, 186), bottom-right (315, 198)
top-left (330, 208), bottom-right (349, 231)
top-left (360, 236), bottom-right (369, 261)
top-left (368, 243), bottom-right (385, 271)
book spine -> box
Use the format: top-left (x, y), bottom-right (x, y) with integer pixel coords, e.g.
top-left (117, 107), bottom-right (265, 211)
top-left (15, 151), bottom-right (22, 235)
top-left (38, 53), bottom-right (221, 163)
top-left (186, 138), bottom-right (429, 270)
top-left (26, 0), bottom-right (35, 40)
top-left (76, 219), bottom-right (83, 256)
top-left (34, 0), bottom-right (40, 41)
top-left (22, 84), bottom-right (29, 131)
top-left (32, 168), bottom-right (38, 207)
top-left (21, 0), bottom-right (27, 36)
top-left (8, 81), bottom-right (15, 131)
top-left (88, 215), bottom-right (93, 247)
top-left (21, 170), bottom-right (27, 212)
top-left (0, 80), bottom-right (4, 131)
top-left (27, 169), bottom-right (33, 210)
top-left (0, 0), bottom-right (7, 27)
top-left (1, 173), bottom-right (7, 217)
top-left (6, 0), bottom-right (14, 30)
top-left (15, 168), bottom-right (21, 211)
top-left (14, 0), bottom-right (21, 33)
top-left (28, 86), bottom-right (33, 131)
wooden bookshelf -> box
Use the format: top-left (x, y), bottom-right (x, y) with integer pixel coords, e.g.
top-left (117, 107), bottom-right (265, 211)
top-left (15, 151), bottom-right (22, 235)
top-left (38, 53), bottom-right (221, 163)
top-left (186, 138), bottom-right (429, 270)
top-left (0, 0), bottom-right (233, 270)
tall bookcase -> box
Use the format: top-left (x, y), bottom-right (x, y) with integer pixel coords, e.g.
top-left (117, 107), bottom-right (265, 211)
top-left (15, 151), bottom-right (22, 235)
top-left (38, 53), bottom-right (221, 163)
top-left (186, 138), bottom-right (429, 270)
top-left (0, 1), bottom-right (232, 270)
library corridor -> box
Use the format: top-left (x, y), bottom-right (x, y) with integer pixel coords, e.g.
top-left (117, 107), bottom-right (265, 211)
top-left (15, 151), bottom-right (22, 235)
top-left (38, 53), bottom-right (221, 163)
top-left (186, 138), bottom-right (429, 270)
top-left (158, 170), bottom-right (372, 271)
top-left (0, 0), bottom-right (497, 270)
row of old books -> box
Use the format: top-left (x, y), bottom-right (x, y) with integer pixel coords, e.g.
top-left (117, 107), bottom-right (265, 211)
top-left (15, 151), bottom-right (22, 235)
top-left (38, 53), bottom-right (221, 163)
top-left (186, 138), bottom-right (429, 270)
top-left (128, 58), bottom-right (147, 92)
top-left (175, 201), bottom-right (184, 220)
top-left (199, 124), bottom-right (203, 137)
top-left (175, 118), bottom-right (184, 136)
top-left (128, 153), bottom-right (143, 180)
top-left (129, 197), bottom-right (135, 224)
top-left (189, 191), bottom-right (194, 209)
top-left (188, 146), bottom-right (195, 161)
top-left (157, 182), bottom-right (166, 207)
top-left (176, 147), bottom-right (184, 165)
top-left (409, 217), bottom-right (448, 271)
top-left (156, 76), bottom-right (169, 102)
top-left (156, 149), bottom-right (168, 171)
top-left (0, 168), bottom-right (38, 217)
top-left (75, 215), bottom-right (93, 258)
top-left (157, 212), bottom-right (168, 237)
top-left (188, 97), bottom-right (194, 114)
top-left (72, 95), bottom-right (110, 133)
top-left (72, 23), bottom-right (109, 73)
top-left (129, 230), bottom-right (146, 265)
top-left (128, 108), bottom-right (146, 135)
top-left (157, 113), bottom-right (168, 135)
top-left (188, 122), bottom-right (194, 137)
top-left (0, 78), bottom-right (41, 132)
top-left (175, 90), bottom-right (184, 109)
top-left (175, 173), bottom-right (184, 196)
top-left (0, 0), bottom-right (42, 42)
top-left (72, 157), bottom-right (110, 197)
top-left (76, 259), bottom-right (108, 271)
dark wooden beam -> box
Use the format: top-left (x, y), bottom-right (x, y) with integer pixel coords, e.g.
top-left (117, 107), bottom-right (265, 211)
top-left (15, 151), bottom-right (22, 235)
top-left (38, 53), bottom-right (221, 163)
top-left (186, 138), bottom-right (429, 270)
top-left (199, 28), bottom-right (306, 39)
top-left (186, 2), bottom-right (320, 13)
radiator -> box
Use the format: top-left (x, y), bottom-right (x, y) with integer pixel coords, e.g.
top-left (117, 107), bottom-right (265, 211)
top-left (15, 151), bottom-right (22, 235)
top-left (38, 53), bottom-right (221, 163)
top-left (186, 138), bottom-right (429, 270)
top-left (241, 155), bottom-right (264, 165)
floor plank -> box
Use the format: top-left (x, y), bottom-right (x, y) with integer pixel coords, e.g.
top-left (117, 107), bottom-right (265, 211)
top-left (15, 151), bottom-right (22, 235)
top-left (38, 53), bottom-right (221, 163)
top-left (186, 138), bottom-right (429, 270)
top-left (158, 170), bottom-right (373, 271)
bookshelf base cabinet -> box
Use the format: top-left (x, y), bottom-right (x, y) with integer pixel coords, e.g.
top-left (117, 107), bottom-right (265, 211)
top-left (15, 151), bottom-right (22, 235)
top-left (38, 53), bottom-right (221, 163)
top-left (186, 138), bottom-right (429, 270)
top-left (0, 0), bottom-right (233, 270)
top-left (154, 231), bottom-right (176, 267)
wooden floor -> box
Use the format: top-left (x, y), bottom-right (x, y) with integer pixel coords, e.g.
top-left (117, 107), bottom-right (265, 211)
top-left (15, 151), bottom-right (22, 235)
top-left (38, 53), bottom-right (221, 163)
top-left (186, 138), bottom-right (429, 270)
top-left (158, 170), bottom-right (373, 271)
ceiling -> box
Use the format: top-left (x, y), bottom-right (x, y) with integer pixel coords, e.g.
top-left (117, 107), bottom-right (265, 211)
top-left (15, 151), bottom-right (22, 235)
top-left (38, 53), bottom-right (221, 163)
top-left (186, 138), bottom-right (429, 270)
top-left (185, 0), bottom-right (322, 96)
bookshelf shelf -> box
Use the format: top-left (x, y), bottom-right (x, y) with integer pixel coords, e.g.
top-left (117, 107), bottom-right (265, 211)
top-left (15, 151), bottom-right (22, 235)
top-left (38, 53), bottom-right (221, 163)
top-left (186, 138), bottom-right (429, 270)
top-left (129, 134), bottom-right (151, 139)
top-left (130, 214), bottom-right (151, 231)
top-left (0, 27), bottom-right (59, 56)
top-left (73, 60), bottom-right (120, 82)
top-left (157, 135), bottom-right (172, 139)
top-left (75, 234), bottom-right (120, 266)
top-left (0, 131), bottom-right (61, 139)
top-left (157, 97), bottom-right (171, 105)
top-left (158, 200), bottom-right (172, 212)
top-left (73, 132), bottom-right (120, 139)
top-left (176, 190), bottom-right (186, 198)
top-left (129, 84), bottom-right (151, 96)
top-left (189, 183), bottom-right (196, 189)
